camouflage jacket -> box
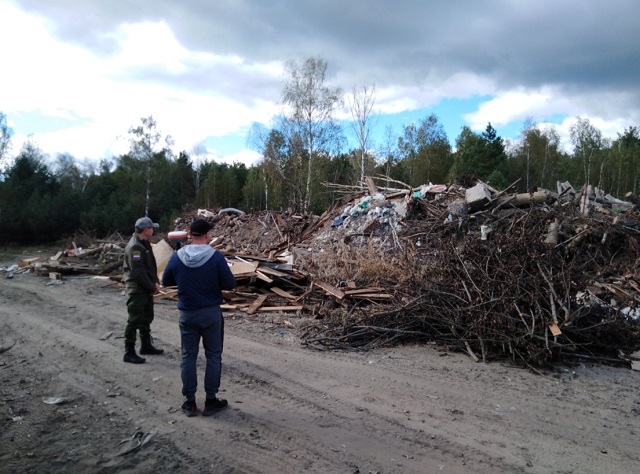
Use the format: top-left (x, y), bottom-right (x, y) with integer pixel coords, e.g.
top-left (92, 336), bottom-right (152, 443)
top-left (123, 234), bottom-right (159, 294)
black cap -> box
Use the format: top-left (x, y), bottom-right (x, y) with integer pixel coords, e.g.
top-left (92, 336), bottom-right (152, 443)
top-left (190, 219), bottom-right (213, 237)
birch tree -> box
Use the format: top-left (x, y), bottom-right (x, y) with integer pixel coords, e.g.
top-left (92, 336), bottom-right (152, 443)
top-left (281, 56), bottom-right (343, 213)
top-left (381, 124), bottom-right (397, 187)
top-left (0, 112), bottom-right (12, 172)
top-left (190, 142), bottom-right (207, 195)
top-left (513, 119), bottom-right (562, 190)
top-left (570, 117), bottom-right (603, 187)
top-left (128, 116), bottom-right (174, 217)
top-left (612, 127), bottom-right (640, 195)
top-left (348, 83), bottom-right (376, 186)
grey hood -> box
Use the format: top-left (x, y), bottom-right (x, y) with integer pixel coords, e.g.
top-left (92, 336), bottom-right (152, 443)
top-left (176, 244), bottom-right (215, 268)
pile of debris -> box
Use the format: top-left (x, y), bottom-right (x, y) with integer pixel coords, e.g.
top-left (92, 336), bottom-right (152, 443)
top-left (296, 177), bottom-right (640, 369)
top-left (157, 176), bottom-right (640, 368)
top-left (3, 231), bottom-right (129, 279)
top-left (10, 175), bottom-right (640, 368)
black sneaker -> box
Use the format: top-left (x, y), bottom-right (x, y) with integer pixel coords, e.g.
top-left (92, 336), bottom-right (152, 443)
top-left (181, 400), bottom-right (197, 417)
top-left (202, 398), bottom-right (228, 416)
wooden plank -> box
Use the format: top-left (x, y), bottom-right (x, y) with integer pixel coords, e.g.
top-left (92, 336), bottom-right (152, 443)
top-left (210, 236), bottom-right (224, 246)
top-left (548, 321), bottom-right (562, 336)
top-left (227, 258), bottom-right (259, 275)
top-left (154, 288), bottom-right (178, 301)
top-left (365, 176), bottom-right (378, 195)
top-left (256, 266), bottom-right (290, 278)
top-left (222, 290), bottom-right (235, 299)
top-left (313, 281), bottom-right (345, 300)
top-left (19, 257), bottom-right (43, 268)
top-left (347, 293), bottom-right (392, 299)
top-left (233, 289), bottom-right (261, 297)
top-left (232, 272), bottom-right (258, 280)
top-left (246, 294), bottom-right (268, 315)
top-left (270, 287), bottom-right (298, 300)
top-left (255, 271), bottom-right (273, 283)
top-left (343, 287), bottom-right (385, 295)
top-left (233, 254), bottom-right (276, 263)
top-left (77, 247), bottom-right (103, 258)
top-left (259, 306), bottom-right (304, 311)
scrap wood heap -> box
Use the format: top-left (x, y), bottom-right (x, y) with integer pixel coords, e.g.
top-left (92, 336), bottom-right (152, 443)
top-left (26, 231), bottom-right (128, 277)
top-left (295, 178), bottom-right (640, 368)
top-left (14, 175), bottom-right (640, 368)
top-left (161, 177), bottom-right (640, 367)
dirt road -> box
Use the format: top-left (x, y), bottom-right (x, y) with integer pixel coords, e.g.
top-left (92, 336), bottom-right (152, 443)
top-left (1, 267), bottom-right (640, 473)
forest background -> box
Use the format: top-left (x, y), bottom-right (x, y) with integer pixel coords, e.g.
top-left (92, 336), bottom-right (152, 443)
top-left (1, 57), bottom-right (639, 245)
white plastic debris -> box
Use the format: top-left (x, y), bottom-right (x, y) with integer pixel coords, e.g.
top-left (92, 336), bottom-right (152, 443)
top-left (621, 307), bottom-right (640, 320)
top-left (43, 397), bottom-right (71, 405)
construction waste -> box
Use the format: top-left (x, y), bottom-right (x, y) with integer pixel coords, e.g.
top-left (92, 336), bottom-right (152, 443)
top-left (12, 176), bottom-right (640, 369)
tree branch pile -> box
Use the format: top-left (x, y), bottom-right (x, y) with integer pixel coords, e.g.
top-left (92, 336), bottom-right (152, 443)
top-left (300, 181), bottom-right (640, 367)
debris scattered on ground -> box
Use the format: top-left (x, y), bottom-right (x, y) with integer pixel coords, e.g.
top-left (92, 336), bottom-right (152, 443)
top-left (117, 430), bottom-right (157, 456)
top-left (12, 175), bottom-right (640, 368)
top-left (42, 397), bottom-right (72, 405)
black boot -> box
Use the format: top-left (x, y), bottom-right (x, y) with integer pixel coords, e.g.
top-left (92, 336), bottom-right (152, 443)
top-left (123, 342), bottom-right (146, 364)
top-left (140, 335), bottom-right (164, 355)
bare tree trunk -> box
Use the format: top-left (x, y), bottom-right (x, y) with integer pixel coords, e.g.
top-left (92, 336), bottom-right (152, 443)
top-left (263, 168), bottom-right (269, 211)
top-left (348, 84), bottom-right (376, 187)
top-left (145, 160), bottom-right (151, 217)
top-left (304, 149), bottom-right (312, 213)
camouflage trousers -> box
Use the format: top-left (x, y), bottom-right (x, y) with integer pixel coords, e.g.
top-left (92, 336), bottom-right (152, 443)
top-left (124, 292), bottom-right (155, 344)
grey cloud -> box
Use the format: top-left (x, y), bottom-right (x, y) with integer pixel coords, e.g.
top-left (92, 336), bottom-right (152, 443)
top-left (16, 0), bottom-right (640, 114)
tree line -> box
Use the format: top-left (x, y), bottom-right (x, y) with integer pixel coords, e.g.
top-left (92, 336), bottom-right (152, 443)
top-left (1, 57), bottom-right (639, 244)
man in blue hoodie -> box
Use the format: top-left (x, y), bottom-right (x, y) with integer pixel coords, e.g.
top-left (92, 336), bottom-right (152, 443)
top-left (162, 218), bottom-right (236, 417)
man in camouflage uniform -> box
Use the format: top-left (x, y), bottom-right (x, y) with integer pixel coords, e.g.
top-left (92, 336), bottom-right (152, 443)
top-left (123, 217), bottom-right (164, 363)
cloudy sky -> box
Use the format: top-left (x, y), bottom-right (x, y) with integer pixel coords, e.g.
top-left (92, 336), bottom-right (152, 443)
top-left (1, 0), bottom-right (638, 167)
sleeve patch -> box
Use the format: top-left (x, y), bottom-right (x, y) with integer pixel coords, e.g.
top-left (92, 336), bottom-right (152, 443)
top-left (132, 251), bottom-right (142, 261)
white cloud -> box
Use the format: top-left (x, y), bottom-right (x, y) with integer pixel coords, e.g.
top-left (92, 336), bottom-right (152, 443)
top-left (545, 115), bottom-right (628, 154)
top-left (464, 89), bottom-right (557, 130)
top-left (106, 21), bottom-right (194, 74)
top-left (462, 87), bottom-right (630, 154)
top-left (208, 148), bottom-right (262, 167)
top-left (436, 72), bottom-right (496, 99)
top-left (1, 4), bottom-right (282, 163)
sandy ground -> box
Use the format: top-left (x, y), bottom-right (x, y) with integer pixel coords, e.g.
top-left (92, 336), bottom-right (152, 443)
top-left (2, 259), bottom-right (640, 473)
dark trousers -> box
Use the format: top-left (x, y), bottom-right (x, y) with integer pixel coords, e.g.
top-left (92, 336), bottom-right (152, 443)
top-left (124, 292), bottom-right (154, 344)
top-left (179, 306), bottom-right (224, 400)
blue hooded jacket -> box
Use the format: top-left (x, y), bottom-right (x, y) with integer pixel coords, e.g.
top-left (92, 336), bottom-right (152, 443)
top-left (162, 244), bottom-right (236, 310)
